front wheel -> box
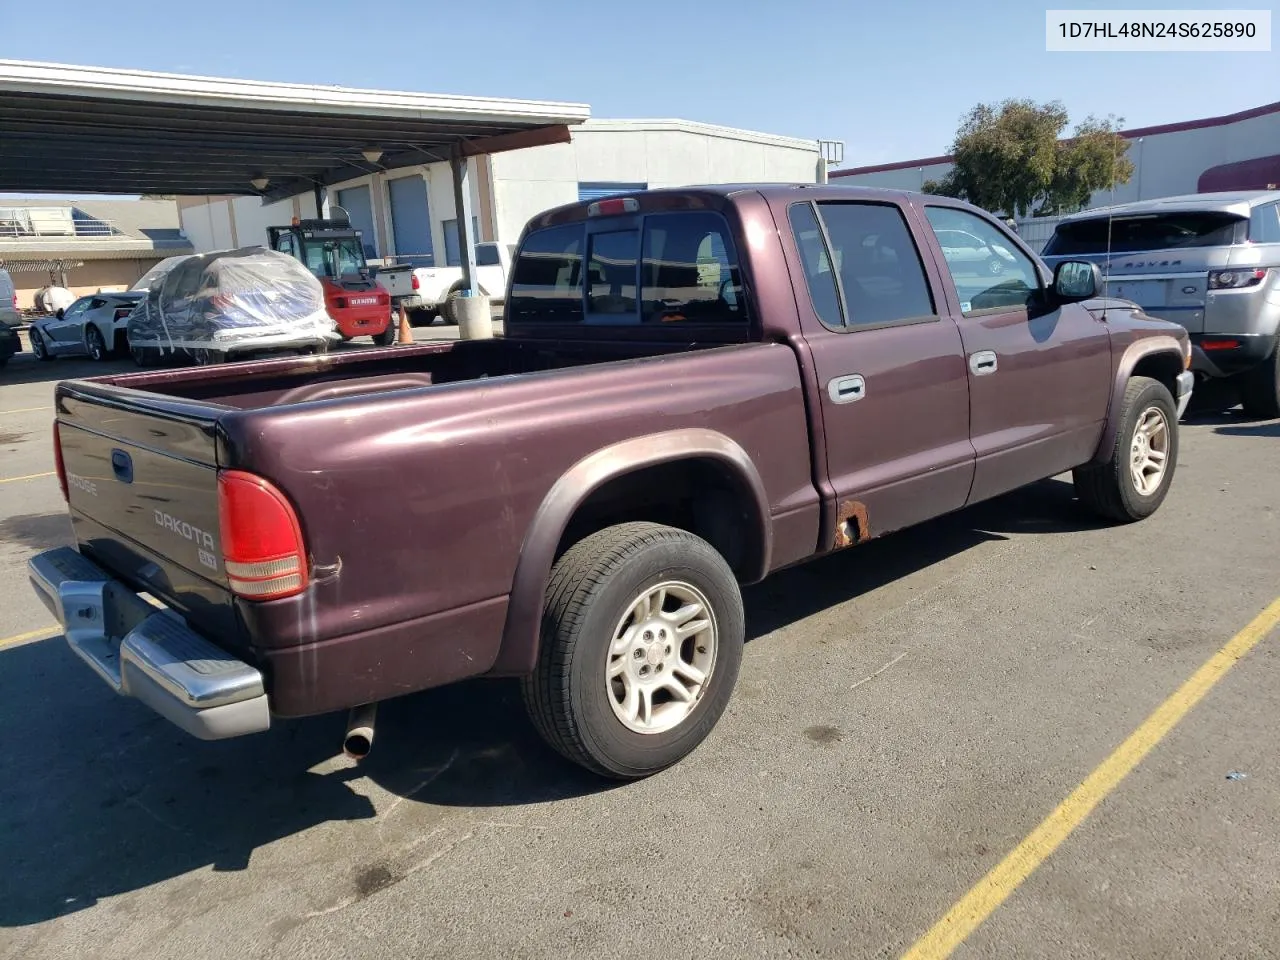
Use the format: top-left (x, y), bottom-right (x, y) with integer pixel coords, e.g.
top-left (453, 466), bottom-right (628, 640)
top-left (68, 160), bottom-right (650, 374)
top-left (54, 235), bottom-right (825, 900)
top-left (1073, 375), bottom-right (1178, 522)
top-left (30, 329), bottom-right (54, 362)
top-left (1239, 336), bottom-right (1280, 420)
top-left (521, 522), bottom-right (744, 780)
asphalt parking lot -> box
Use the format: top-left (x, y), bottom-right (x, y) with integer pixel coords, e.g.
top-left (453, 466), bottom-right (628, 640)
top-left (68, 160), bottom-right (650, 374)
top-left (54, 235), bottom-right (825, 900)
top-left (1, 347), bottom-right (1278, 960)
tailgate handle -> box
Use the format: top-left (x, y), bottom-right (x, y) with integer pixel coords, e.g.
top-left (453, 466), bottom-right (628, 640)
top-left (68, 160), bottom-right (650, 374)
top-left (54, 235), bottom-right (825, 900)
top-left (111, 448), bottom-right (134, 484)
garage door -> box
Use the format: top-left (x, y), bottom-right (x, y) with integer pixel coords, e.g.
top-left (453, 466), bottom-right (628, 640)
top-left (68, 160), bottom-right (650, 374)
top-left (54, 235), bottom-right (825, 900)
top-left (578, 182), bottom-right (648, 201)
top-left (388, 175), bottom-right (434, 267)
top-left (335, 185), bottom-right (378, 258)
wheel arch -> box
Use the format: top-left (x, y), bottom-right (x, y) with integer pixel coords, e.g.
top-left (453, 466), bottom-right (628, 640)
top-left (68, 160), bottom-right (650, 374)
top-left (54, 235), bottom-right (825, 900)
top-left (490, 428), bottom-right (773, 676)
top-left (1089, 335), bottom-right (1185, 464)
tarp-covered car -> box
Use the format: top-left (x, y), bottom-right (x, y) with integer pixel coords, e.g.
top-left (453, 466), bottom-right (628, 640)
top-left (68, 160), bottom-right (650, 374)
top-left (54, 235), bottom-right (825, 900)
top-left (127, 247), bottom-right (338, 365)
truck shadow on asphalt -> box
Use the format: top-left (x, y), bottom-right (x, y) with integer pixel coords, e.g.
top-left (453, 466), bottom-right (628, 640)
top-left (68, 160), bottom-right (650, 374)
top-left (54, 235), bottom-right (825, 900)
top-left (0, 476), bottom-right (1103, 928)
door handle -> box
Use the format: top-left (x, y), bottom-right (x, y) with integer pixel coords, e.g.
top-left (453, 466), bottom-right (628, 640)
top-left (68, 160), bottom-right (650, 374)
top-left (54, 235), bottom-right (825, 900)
top-left (828, 375), bottom-right (865, 403)
top-left (969, 351), bottom-right (998, 375)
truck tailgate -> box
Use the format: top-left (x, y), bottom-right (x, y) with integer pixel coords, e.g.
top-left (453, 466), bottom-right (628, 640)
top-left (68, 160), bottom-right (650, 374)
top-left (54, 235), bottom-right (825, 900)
top-left (56, 385), bottom-right (242, 645)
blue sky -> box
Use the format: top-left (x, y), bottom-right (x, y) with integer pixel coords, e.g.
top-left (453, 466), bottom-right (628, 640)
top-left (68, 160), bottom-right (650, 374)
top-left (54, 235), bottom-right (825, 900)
top-left (1, 0), bottom-right (1277, 172)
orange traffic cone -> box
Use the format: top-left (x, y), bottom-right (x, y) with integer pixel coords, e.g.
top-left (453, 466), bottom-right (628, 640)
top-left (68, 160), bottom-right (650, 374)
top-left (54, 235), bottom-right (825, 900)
top-left (397, 303), bottom-right (413, 346)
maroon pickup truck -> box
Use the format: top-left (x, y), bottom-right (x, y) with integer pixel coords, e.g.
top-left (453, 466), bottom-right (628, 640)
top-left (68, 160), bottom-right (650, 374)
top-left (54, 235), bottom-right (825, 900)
top-left (30, 184), bottom-right (1194, 779)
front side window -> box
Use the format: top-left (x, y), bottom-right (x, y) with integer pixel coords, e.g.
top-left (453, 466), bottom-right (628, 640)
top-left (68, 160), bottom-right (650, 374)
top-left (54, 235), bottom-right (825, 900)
top-left (788, 203), bottom-right (842, 326)
top-left (641, 211), bottom-right (745, 324)
top-left (63, 298), bottom-right (90, 318)
top-left (924, 206), bottom-right (1040, 315)
top-left (507, 224), bottom-right (584, 323)
top-left (301, 238), bottom-right (364, 279)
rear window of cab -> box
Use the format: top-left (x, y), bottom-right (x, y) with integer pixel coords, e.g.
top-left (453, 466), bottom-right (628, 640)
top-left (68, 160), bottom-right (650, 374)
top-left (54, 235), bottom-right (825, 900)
top-left (507, 211), bottom-right (749, 328)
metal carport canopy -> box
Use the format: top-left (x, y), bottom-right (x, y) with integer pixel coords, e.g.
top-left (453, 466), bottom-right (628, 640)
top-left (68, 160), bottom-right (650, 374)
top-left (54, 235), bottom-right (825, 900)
top-left (0, 60), bottom-right (590, 201)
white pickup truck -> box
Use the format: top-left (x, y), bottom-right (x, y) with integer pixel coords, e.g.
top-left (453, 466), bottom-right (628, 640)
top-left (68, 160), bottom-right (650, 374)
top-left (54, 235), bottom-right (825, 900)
top-left (374, 241), bottom-right (513, 324)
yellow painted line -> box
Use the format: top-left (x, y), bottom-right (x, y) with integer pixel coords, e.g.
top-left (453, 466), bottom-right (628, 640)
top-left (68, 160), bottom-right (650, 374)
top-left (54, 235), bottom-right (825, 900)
top-left (0, 405), bottom-right (52, 416)
top-left (0, 471), bottom-right (55, 484)
top-left (0, 627), bottom-right (58, 650)
top-left (903, 595), bottom-right (1280, 960)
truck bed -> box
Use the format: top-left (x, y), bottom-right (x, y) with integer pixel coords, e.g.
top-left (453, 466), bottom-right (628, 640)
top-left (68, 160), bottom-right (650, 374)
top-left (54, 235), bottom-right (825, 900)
top-left (55, 335), bottom-right (820, 716)
top-left (88, 337), bottom-right (703, 410)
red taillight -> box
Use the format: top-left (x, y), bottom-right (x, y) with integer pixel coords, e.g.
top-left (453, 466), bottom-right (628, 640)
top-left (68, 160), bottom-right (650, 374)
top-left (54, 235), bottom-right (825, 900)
top-left (334, 296), bottom-right (348, 309)
top-left (113, 307), bottom-right (132, 321)
top-left (53, 421), bottom-right (68, 501)
top-left (1201, 339), bottom-right (1240, 351)
top-left (587, 197), bottom-right (639, 217)
top-left (217, 470), bottom-right (308, 600)
top-left (410, 274), bottom-right (420, 291)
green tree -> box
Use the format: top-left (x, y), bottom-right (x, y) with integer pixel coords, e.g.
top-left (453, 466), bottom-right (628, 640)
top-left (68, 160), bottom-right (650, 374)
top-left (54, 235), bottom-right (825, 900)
top-left (922, 100), bottom-right (1133, 218)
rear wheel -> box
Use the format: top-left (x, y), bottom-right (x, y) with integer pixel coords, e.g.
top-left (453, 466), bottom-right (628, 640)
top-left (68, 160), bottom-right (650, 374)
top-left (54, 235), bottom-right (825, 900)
top-left (408, 307), bottom-right (437, 327)
top-left (85, 325), bottom-right (108, 362)
top-left (521, 522), bottom-right (744, 779)
top-left (30, 328), bottom-right (54, 362)
top-left (371, 325), bottom-right (397, 346)
top-left (439, 287), bottom-right (464, 325)
top-left (1239, 337), bottom-right (1280, 419)
top-left (1073, 376), bottom-right (1178, 522)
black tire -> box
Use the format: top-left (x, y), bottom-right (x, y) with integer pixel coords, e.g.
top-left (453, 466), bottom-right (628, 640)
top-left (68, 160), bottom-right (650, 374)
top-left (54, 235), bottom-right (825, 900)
top-left (1073, 375), bottom-right (1178, 522)
top-left (85, 325), bottom-right (108, 362)
top-left (522, 522), bottom-right (744, 780)
top-left (30, 328), bottom-right (54, 362)
top-left (1239, 337), bottom-right (1280, 420)
top-left (131, 345), bottom-right (156, 367)
top-left (439, 287), bottom-right (464, 325)
top-left (408, 307), bottom-right (437, 327)
top-left (371, 325), bottom-right (397, 347)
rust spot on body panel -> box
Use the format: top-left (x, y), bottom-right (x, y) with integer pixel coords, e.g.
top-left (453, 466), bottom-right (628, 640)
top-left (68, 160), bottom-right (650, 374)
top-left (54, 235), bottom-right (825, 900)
top-left (833, 500), bottom-right (869, 548)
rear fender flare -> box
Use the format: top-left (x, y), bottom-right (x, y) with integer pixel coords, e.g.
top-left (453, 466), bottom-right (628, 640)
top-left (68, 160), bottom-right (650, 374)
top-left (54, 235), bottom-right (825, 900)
top-left (492, 428), bottom-right (772, 676)
top-left (1090, 335), bottom-right (1184, 463)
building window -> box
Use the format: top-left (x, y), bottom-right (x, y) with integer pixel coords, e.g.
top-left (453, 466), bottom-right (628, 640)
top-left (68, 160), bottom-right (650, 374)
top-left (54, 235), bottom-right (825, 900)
top-left (442, 216), bottom-right (482, 267)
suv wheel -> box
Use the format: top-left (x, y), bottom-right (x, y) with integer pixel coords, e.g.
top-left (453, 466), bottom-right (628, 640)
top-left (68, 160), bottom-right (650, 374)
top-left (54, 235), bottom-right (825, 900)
top-left (1073, 375), bottom-right (1178, 522)
top-left (1239, 336), bottom-right (1280, 420)
top-left (522, 522), bottom-right (744, 779)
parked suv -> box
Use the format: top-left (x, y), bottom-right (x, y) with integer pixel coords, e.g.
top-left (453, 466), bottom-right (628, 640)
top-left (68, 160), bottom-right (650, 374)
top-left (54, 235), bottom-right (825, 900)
top-left (1041, 191), bottom-right (1280, 417)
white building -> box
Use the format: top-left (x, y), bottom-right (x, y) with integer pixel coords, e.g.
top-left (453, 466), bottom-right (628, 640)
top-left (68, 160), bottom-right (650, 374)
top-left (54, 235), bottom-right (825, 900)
top-left (829, 100), bottom-right (1280, 249)
top-left (179, 119), bottom-right (823, 266)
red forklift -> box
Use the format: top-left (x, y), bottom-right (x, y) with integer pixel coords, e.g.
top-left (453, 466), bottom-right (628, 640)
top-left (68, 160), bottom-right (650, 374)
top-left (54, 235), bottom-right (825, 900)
top-left (267, 214), bottom-right (395, 345)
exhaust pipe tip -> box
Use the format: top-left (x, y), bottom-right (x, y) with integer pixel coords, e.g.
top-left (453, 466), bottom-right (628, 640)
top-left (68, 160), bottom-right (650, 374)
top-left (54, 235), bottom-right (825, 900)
top-left (343, 730), bottom-right (373, 760)
top-left (343, 703), bottom-right (378, 761)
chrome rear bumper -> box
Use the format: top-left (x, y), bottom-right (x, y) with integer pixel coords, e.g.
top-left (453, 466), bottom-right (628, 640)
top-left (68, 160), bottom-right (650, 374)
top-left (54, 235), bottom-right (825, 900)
top-left (28, 547), bottom-right (270, 740)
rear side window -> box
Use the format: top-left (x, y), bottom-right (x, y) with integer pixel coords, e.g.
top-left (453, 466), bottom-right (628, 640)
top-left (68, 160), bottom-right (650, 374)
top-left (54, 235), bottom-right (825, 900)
top-left (1043, 212), bottom-right (1248, 255)
top-left (1250, 203), bottom-right (1280, 244)
top-left (789, 201), bottom-right (935, 328)
top-left (508, 224), bottom-right (584, 323)
top-left (788, 203), bottom-right (842, 326)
